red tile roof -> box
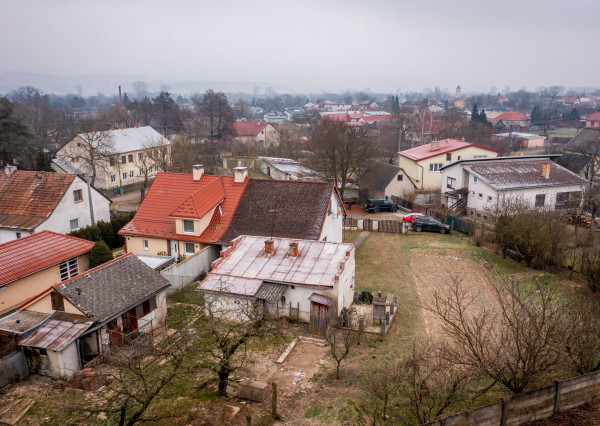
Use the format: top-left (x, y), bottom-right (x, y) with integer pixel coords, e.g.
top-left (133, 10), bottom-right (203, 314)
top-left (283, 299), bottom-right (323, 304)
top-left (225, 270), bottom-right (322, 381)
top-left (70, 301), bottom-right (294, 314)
top-left (233, 121), bottom-right (269, 137)
top-left (587, 112), bottom-right (600, 122)
top-left (398, 139), bottom-right (500, 162)
top-left (0, 230), bottom-right (95, 286)
top-left (0, 171), bottom-right (75, 230)
top-left (119, 173), bottom-right (247, 243)
top-left (496, 110), bottom-right (528, 121)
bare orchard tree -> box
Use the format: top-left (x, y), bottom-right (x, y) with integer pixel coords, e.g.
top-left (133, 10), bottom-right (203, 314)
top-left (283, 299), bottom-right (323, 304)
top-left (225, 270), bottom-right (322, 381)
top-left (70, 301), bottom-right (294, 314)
top-left (563, 294), bottom-right (600, 374)
top-left (324, 324), bottom-right (362, 380)
top-left (306, 119), bottom-right (377, 200)
top-left (356, 359), bottom-right (403, 423)
top-left (61, 119), bottom-right (115, 186)
top-left (198, 290), bottom-right (286, 396)
top-left (71, 332), bottom-right (190, 426)
top-left (423, 274), bottom-right (566, 394)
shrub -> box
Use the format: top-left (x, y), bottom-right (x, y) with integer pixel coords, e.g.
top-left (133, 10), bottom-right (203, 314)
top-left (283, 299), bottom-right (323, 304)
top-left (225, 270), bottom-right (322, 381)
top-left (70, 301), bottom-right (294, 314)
top-left (89, 240), bottom-right (114, 268)
top-left (68, 212), bottom-right (134, 250)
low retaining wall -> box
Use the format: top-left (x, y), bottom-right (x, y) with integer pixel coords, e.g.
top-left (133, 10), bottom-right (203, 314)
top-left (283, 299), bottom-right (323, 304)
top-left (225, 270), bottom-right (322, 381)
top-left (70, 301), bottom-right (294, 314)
top-left (160, 245), bottom-right (220, 293)
top-left (424, 371), bottom-right (600, 426)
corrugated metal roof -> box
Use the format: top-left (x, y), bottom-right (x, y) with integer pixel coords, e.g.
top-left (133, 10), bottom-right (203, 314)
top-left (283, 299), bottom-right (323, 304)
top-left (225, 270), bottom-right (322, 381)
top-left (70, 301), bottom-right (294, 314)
top-left (308, 292), bottom-right (333, 306)
top-left (255, 282), bottom-right (287, 301)
top-left (19, 319), bottom-right (91, 351)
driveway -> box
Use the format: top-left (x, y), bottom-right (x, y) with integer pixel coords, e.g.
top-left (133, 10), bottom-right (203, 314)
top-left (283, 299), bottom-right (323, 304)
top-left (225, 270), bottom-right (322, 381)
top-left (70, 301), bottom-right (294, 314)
top-left (346, 203), bottom-right (406, 221)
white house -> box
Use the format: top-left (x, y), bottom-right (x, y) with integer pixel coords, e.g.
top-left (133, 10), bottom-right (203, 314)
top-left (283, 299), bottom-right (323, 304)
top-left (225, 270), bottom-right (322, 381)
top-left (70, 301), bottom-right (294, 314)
top-left (197, 236), bottom-right (355, 336)
top-left (0, 167), bottom-right (111, 244)
top-left (440, 156), bottom-right (587, 218)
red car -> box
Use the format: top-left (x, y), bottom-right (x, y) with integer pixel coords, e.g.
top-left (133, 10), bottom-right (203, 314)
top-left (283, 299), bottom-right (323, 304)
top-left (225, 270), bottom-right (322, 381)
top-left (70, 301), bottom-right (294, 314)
top-left (403, 212), bottom-right (424, 223)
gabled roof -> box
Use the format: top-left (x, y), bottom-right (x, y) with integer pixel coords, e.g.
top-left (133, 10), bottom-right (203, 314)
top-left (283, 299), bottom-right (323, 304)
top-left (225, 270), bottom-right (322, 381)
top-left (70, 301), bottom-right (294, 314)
top-left (359, 162), bottom-right (416, 191)
top-left (198, 236), bottom-right (354, 297)
top-left (233, 121), bottom-right (270, 137)
top-left (0, 170), bottom-right (75, 231)
top-left (462, 159), bottom-right (587, 191)
top-left (586, 112), bottom-right (600, 122)
top-left (563, 128), bottom-right (600, 155)
top-left (119, 173), bottom-right (247, 243)
top-left (219, 179), bottom-right (339, 244)
top-left (496, 110), bottom-right (528, 121)
top-left (0, 231), bottom-right (95, 286)
top-left (54, 254), bottom-right (170, 323)
top-left (51, 157), bottom-right (86, 175)
top-left (171, 178), bottom-right (225, 219)
top-left (398, 139), bottom-right (500, 162)
top-left (75, 126), bottom-right (170, 154)
top-left (556, 153), bottom-right (593, 175)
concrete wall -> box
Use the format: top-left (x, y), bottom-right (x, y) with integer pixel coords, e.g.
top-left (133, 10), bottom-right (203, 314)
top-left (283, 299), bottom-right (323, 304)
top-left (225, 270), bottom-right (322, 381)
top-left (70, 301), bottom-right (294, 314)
top-left (425, 371), bottom-right (600, 426)
top-left (0, 254), bottom-right (89, 315)
top-left (161, 245), bottom-right (220, 293)
top-left (320, 192), bottom-right (344, 243)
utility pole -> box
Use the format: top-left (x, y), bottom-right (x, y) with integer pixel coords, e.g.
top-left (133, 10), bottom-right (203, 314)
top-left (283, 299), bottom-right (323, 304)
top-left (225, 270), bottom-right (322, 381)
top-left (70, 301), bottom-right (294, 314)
top-left (86, 173), bottom-right (95, 226)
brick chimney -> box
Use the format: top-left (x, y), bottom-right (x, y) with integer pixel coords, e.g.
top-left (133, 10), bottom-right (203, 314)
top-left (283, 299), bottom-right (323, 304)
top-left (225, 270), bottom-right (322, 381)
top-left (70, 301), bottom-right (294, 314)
top-left (542, 162), bottom-right (551, 179)
top-left (118, 125), bottom-right (125, 130)
top-left (234, 166), bottom-right (248, 183)
top-left (134, 123), bottom-right (139, 128)
top-left (4, 165), bottom-right (17, 175)
top-left (265, 239), bottom-right (274, 254)
top-left (288, 242), bottom-right (298, 257)
top-left (192, 164), bottom-right (204, 181)
top-left (430, 141), bottom-right (440, 151)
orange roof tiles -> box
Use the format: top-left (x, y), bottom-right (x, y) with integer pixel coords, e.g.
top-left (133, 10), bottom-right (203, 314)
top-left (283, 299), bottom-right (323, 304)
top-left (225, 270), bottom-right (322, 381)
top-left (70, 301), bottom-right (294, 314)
top-left (0, 171), bottom-right (75, 230)
top-left (233, 121), bottom-right (269, 137)
top-left (0, 230), bottom-right (95, 286)
top-left (119, 173), bottom-right (247, 243)
top-left (496, 110), bottom-right (528, 121)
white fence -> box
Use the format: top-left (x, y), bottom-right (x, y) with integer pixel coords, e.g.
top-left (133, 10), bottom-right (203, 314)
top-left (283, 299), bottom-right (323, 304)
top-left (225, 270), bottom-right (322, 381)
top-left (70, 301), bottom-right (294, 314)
top-left (160, 245), bottom-right (220, 293)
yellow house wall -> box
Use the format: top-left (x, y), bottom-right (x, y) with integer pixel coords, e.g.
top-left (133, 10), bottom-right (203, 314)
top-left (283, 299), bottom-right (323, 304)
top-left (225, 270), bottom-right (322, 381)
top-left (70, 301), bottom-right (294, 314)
top-left (417, 146), bottom-right (498, 190)
top-left (0, 254), bottom-right (89, 315)
top-left (174, 206), bottom-right (217, 237)
top-left (25, 293), bottom-right (83, 316)
top-left (125, 236), bottom-right (169, 255)
top-left (397, 159), bottom-right (423, 188)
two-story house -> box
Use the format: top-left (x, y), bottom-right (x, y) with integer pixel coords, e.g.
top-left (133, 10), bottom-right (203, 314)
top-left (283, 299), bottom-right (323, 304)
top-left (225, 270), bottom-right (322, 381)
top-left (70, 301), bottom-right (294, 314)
top-left (398, 139), bottom-right (500, 190)
top-left (232, 121), bottom-right (279, 148)
top-left (0, 167), bottom-right (111, 243)
top-left (54, 125), bottom-right (171, 190)
top-left (440, 156), bottom-right (587, 218)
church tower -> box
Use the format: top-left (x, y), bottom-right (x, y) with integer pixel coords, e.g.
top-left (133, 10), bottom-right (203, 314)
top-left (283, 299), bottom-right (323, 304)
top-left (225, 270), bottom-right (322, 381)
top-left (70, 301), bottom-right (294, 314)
top-left (456, 85), bottom-right (462, 98)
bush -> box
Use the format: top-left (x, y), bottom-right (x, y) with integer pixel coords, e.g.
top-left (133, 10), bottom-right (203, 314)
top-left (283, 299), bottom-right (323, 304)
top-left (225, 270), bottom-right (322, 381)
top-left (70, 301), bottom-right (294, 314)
top-left (357, 291), bottom-right (373, 304)
top-left (68, 212), bottom-right (134, 250)
top-left (89, 240), bottom-right (113, 268)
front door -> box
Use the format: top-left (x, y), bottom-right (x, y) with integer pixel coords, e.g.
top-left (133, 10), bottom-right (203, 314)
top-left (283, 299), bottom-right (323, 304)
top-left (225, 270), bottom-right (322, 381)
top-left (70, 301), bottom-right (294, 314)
top-left (310, 301), bottom-right (330, 337)
top-left (171, 240), bottom-right (178, 256)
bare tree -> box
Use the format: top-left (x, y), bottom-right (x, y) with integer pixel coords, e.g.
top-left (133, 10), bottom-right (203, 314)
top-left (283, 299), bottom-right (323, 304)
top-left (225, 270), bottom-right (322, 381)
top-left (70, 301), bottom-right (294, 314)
top-left (192, 90), bottom-right (235, 141)
top-left (60, 120), bottom-right (114, 186)
top-left (324, 325), bottom-right (361, 380)
top-left (357, 360), bottom-right (403, 423)
top-left (307, 119), bottom-right (377, 199)
top-left (563, 294), bottom-right (600, 373)
top-left (423, 274), bottom-right (565, 394)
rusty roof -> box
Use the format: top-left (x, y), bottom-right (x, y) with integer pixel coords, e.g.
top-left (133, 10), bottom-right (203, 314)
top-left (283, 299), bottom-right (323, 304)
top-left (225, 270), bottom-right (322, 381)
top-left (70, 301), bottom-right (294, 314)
top-left (308, 292), bottom-right (334, 306)
top-left (0, 170), bottom-right (76, 230)
top-left (198, 235), bottom-right (354, 297)
top-left (19, 319), bottom-right (92, 351)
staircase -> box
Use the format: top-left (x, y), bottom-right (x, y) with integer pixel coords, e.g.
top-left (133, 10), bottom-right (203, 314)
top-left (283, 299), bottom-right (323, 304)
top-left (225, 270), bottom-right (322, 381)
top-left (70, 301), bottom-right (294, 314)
top-left (449, 198), bottom-right (466, 215)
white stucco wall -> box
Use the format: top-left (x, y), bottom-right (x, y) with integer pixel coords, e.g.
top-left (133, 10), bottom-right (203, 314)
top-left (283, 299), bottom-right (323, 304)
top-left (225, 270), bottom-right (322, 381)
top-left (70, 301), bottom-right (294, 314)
top-left (319, 192), bottom-right (344, 243)
top-left (46, 341), bottom-right (80, 379)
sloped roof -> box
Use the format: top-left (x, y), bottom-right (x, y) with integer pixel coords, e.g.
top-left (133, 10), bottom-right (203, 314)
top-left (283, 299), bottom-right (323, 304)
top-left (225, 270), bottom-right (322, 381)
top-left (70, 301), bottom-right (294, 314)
top-left (0, 230), bottom-right (95, 286)
top-left (75, 126), bottom-right (169, 154)
top-left (51, 157), bottom-right (86, 175)
top-left (55, 254), bottom-right (170, 323)
top-left (496, 110), bottom-right (528, 121)
top-left (398, 139), bottom-right (500, 162)
top-left (171, 178), bottom-right (225, 219)
top-left (119, 172), bottom-right (247, 243)
top-left (198, 236), bottom-right (354, 297)
top-left (19, 318), bottom-right (92, 351)
top-left (233, 121), bottom-right (269, 137)
top-left (359, 162), bottom-right (416, 191)
top-left (463, 159), bottom-right (587, 191)
top-left (219, 179), bottom-right (337, 244)
top-left (0, 170), bottom-right (75, 230)
top-left (586, 112), bottom-right (600, 122)
top-left (563, 128), bottom-right (600, 155)
top-left (556, 153), bottom-right (592, 175)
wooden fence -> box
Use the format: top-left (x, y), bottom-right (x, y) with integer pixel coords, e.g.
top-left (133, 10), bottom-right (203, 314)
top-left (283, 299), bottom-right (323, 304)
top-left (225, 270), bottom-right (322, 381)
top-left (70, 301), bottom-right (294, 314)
top-left (391, 196), bottom-right (446, 222)
top-left (423, 370), bottom-right (600, 426)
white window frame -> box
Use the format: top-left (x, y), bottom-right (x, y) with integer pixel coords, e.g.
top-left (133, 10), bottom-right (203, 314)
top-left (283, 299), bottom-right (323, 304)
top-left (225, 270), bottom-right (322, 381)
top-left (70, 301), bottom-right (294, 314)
top-left (60, 257), bottom-right (78, 281)
top-left (129, 170), bottom-right (134, 178)
top-left (123, 172), bottom-right (128, 181)
top-left (183, 220), bottom-right (194, 234)
top-left (70, 218), bottom-right (79, 231)
top-left (473, 176), bottom-right (478, 183)
top-left (185, 242), bottom-right (195, 255)
top-left (143, 239), bottom-right (149, 250)
top-left (111, 174), bottom-right (116, 183)
top-left (447, 177), bottom-right (456, 189)
top-left (429, 163), bottom-right (443, 172)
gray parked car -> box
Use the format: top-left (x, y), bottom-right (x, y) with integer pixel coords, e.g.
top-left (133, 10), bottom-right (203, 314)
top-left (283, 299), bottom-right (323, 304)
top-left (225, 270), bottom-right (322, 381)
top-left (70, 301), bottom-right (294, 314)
top-left (412, 216), bottom-right (451, 234)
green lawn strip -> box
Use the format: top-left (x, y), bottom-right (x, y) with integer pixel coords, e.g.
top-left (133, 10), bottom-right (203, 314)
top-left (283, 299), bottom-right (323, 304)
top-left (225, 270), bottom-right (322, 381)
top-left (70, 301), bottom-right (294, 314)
top-left (342, 229), bottom-right (361, 243)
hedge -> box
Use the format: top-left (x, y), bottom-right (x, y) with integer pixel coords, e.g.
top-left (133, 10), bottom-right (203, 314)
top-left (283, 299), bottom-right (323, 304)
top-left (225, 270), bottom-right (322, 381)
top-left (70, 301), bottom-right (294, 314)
top-left (69, 212), bottom-right (134, 250)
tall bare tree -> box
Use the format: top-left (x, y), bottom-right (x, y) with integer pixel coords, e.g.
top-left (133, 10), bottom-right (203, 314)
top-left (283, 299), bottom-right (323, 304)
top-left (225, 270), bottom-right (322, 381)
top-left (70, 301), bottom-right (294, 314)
top-left (192, 90), bottom-right (235, 141)
top-left (307, 120), bottom-right (377, 199)
top-left (324, 325), bottom-right (362, 380)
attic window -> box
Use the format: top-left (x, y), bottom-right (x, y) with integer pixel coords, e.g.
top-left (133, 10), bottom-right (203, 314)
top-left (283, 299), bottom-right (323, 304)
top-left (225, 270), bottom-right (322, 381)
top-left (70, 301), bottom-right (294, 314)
top-left (183, 220), bottom-right (194, 233)
top-left (73, 189), bottom-right (83, 202)
top-left (397, 175), bottom-right (403, 181)
top-left (60, 258), bottom-right (79, 281)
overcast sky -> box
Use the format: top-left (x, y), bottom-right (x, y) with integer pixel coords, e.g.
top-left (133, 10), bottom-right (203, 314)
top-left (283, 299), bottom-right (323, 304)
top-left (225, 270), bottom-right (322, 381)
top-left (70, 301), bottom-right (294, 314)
top-left (1, 0), bottom-right (598, 95)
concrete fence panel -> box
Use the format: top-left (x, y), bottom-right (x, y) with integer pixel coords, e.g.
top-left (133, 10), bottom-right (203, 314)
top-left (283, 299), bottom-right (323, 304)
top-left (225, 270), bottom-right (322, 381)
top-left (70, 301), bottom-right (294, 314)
top-left (160, 245), bottom-right (220, 293)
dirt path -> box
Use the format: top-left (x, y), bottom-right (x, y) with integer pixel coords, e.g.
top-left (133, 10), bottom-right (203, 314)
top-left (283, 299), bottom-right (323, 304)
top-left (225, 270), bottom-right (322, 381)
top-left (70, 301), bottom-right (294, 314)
top-left (350, 231), bottom-right (371, 247)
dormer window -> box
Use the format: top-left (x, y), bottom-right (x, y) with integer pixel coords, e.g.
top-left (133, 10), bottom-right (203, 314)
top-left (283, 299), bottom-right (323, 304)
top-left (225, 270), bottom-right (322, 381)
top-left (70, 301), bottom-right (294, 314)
top-left (183, 220), bottom-right (194, 233)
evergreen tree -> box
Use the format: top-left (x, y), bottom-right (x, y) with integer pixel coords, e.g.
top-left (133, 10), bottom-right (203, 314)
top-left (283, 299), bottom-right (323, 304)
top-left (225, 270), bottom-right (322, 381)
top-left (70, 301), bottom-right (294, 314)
top-left (471, 103), bottom-right (480, 121)
top-left (480, 108), bottom-right (488, 124)
top-left (0, 97), bottom-right (34, 166)
top-left (89, 240), bottom-right (113, 268)
top-left (531, 105), bottom-right (543, 125)
top-left (34, 148), bottom-right (52, 171)
top-left (122, 92), bottom-right (130, 104)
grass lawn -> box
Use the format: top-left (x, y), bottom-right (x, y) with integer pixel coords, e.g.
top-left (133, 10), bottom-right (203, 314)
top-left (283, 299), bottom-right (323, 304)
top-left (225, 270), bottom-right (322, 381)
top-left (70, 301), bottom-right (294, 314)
top-left (342, 229), bottom-right (361, 243)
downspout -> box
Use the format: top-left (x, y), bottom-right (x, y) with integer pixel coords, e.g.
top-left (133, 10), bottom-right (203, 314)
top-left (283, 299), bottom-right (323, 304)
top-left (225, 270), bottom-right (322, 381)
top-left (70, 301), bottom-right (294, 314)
top-left (417, 163), bottom-right (425, 190)
top-left (86, 174), bottom-right (95, 225)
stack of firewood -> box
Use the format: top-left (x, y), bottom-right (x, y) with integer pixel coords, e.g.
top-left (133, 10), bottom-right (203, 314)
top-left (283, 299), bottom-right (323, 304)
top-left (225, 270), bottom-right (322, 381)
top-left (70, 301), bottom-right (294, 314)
top-left (566, 212), bottom-right (600, 229)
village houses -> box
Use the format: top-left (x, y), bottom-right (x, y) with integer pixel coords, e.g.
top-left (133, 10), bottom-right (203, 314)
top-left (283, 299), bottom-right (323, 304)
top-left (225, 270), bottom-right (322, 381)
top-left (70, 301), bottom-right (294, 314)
top-left (232, 120), bottom-right (279, 148)
top-left (54, 125), bottom-right (171, 190)
top-left (0, 167), bottom-right (111, 243)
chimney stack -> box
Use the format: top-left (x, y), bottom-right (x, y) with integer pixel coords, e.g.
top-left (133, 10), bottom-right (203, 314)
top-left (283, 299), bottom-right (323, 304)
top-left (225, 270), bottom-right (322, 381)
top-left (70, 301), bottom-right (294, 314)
top-left (134, 123), bottom-right (139, 128)
top-left (288, 242), bottom-right (299, 257)
top-left (542, 162), bottom-right (551, 179)
top-left (234, 166), bottom-right (248, 183)
top-left (265, 239), bottom-right (274, 254)
top-left (4, 165), bottom-right (17, 175)
top-left (118, 85), bottom-right (122, 107)
top-left (430, 141), bottom-right (440, 151)
top-left (192, 164), bottom-right (204, 181)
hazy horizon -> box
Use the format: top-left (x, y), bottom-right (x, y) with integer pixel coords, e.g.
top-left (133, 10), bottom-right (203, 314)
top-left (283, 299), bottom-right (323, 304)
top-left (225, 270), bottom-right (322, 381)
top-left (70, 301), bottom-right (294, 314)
top-left (1, 0), bottom-right (598, 96)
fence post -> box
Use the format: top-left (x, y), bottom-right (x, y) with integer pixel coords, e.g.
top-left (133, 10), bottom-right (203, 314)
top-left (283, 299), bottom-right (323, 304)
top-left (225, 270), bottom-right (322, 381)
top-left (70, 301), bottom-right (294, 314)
top-left (500, 398), bottom-right (508, 426)
top-left (553, 380), bottom-right (562, 415)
